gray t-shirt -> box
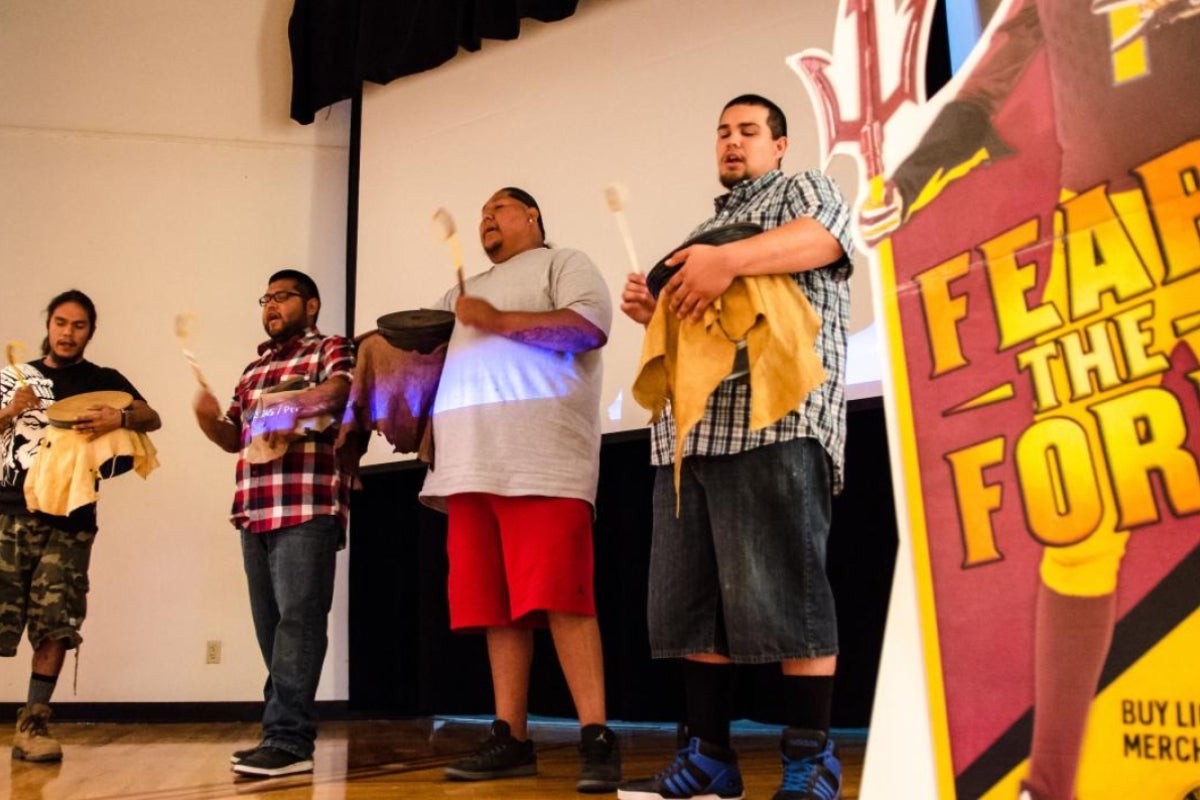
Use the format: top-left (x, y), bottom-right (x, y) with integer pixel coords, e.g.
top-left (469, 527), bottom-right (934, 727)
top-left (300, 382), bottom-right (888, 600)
top-left (419, 246), bottom-right (612, 511)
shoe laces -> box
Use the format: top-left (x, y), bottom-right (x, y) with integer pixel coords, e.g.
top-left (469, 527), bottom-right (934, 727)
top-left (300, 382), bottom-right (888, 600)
top-left (780, 753), bottom-right (838, 798)
top-left (19, 713), bottom-right (51, 738)
top-left (654, 746), bottom-right (697, 782)
top-left (474, 732), bottom-right (515, 760)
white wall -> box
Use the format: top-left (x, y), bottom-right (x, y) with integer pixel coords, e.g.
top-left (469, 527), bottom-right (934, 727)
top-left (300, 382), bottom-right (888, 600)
top-left (0, 0), bottom-right (351, 701)
top-left (0, 0), bottom-right (887, 708)
top-left (356, 0), bottom-right (875, 461)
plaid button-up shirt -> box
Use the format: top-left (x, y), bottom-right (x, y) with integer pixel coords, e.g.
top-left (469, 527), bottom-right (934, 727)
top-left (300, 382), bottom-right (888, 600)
top-left (649, 169), bottom-right (853, 494)
top-left (227, 328), bottom-right (355, 535)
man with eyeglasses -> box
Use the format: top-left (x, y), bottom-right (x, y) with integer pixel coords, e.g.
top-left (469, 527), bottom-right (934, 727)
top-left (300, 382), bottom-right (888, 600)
top-left (192, 269), bottom-right (354, 779)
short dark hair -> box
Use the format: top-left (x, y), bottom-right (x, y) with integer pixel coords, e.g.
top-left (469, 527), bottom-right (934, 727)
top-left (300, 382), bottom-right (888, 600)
top-left (497, 186), bottom-right (547, 243)
top-left (269, 268), bottom-right (321, 322)
top-left (269, 268), bottom-right (320, 301)
top-left (723, 94), bottom-right (788, 139)
top-left (42, 289), bottom-right (97, 356)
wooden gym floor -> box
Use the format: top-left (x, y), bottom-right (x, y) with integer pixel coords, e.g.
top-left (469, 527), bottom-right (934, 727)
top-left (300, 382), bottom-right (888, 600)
top-left (2, 717), bottom-right (864, 799)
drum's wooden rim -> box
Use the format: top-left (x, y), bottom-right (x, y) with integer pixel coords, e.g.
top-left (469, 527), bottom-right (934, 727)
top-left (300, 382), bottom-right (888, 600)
top-left (376, 309), bottom-right (455, 331)
top-left (646, 222), bottom-right (763, 298)
top-left (45, 390), bottom-right (133, 427)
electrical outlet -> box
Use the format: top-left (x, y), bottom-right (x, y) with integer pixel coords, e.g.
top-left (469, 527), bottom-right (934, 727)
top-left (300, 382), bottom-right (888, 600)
top-left (205, 640), bottom-right (221, 665)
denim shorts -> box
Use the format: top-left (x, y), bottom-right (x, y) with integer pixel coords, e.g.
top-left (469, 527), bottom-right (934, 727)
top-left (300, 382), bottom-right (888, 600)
top-left (647, 437), bottom-right (838, 663)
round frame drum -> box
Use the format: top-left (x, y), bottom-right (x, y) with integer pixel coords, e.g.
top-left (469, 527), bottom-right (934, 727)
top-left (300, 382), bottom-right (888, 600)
top-left (645, 222), bottom-right (764, 299)
top-left (376, 309), bottom-right (456, 354)
top-left (44, 391), bottom-right (133, 429)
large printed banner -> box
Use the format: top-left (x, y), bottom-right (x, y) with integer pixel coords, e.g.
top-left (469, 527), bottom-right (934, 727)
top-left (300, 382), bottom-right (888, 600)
top-left (797, 1), bottom-right (1200, 798)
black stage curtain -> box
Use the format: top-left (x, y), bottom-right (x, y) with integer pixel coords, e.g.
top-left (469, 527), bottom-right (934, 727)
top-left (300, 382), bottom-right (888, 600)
top-left (348, 402), bottom-right (898, 728)
top-left (289, 0), bottom-right (579, 123)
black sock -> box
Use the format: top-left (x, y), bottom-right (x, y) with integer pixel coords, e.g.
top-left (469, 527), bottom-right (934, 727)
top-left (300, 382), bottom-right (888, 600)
top-left (27, 673), bottom-right (58, 707)
top-left (782, 674), bottom-right (834, 733)
top-left (682, 660), bottom-right (733, 749)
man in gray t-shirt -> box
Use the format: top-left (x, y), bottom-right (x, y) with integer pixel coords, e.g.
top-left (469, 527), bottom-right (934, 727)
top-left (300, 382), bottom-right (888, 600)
top-left (420, 187), bottom-right (620, 793)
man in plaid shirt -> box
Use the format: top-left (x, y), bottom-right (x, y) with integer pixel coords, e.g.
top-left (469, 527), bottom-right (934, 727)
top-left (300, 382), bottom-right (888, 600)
top-left (193, 269), bottom-right (354, 779)
top-left (618, 95), bottom-right (852, 800)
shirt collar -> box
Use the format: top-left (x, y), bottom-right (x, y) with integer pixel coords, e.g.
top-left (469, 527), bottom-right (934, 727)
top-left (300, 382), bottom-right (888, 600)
top-left (39, 357), bottom-right (92, 372)
top-left (713, 169), bottom-right (783, 213)
top-left (257, 326), bottom-right (321, 356)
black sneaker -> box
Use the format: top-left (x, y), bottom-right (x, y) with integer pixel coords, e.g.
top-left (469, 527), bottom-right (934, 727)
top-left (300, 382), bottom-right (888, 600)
top-left (443, 719), bottom-right (537, 781)
top-left (618, 737), bottom-right (744, 799)
top-left (232, 746), bottom-right (314, 778)
top-left (578, 723), bottom-right (622, 793)
top-left (772, 728), bottom-right (840, 800)
top-left (229, 745), bottom-right (260, 765)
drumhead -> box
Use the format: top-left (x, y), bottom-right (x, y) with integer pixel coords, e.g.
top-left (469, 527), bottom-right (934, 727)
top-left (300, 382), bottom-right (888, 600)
top-left (645, 222), bottom-right (764, 299)
top-left (45, 390), bottom-right (133, 429)
top-left (377, 309), bottom-right (455, 354)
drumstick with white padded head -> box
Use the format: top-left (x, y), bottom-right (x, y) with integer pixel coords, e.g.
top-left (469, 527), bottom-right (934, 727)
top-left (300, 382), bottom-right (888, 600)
top-left (432, 207), bottom-right (467, 295)
top-left (174, 312), bottom-right (210, 391)
top-left (604, 182), bottom-right (643, 275)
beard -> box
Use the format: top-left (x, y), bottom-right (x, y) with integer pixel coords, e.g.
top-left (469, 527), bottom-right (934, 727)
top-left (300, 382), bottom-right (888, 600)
top-left (49, 352), bottom-right (85, 366)
top-left (719, 164), bottom-right (747, 189)
top-left (482, 233), bottom-right (503, 257)
top-left (43, 338), bottom-right (88, 367)
top-left (265, 317), bottom-right (306, 342)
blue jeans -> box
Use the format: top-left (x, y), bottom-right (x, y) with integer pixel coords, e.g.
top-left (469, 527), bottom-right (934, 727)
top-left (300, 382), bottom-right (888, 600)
top-left (647, 437), bottom-right (838, 663)
top-left (241, 516), bottom-right (339, 758)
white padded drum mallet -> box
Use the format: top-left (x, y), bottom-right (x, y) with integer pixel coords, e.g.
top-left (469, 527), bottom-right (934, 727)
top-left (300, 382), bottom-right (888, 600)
top-left (604, 182), bottom-right (643, 275)
top-left (432, 207), bottom-right (467, 295)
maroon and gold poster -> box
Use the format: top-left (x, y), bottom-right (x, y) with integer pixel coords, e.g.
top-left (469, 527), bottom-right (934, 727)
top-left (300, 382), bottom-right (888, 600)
top-left (797, 1), bottom-right (1200, 797)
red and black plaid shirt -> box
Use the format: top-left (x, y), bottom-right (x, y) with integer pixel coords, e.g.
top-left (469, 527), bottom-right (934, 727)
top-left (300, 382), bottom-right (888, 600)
top-left (226, 328), bottom-right (355, 536)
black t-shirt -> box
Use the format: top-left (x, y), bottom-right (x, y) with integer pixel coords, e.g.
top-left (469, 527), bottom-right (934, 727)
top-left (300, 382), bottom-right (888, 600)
top-left (0, 359), bottom-right (145, 531)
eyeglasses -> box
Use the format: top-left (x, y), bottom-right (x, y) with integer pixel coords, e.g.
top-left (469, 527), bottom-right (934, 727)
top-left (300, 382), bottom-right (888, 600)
top-left (258, 291), bottom-right (303, 306)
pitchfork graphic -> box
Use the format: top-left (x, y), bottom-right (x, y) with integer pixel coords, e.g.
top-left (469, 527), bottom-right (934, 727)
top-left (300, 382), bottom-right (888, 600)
top-left (789, 0), bottom-right (933, 205)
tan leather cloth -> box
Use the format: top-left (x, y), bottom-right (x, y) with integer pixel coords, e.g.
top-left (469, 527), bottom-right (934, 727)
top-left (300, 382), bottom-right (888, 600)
top-left (632, 274), bottom-right (826, 506)
top-left (24, 427), bottom-right (159, 516)
top-left (335, 332), bottom-right (447, 471)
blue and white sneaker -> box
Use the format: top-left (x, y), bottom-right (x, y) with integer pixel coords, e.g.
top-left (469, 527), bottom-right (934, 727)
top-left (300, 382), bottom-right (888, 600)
top-left (772, 728), bottom-right (841, 800)
top-left (618, 737), bottom-right (744, 800)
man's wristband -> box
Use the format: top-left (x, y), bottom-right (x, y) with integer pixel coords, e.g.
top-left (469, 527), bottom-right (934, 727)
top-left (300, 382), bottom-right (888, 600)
top-left (121, 407), bottom-right (131, 429)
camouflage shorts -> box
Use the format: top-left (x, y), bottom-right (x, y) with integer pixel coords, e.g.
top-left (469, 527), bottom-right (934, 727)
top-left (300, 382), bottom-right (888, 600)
top-left (0, 513), bottom-right (96, 657)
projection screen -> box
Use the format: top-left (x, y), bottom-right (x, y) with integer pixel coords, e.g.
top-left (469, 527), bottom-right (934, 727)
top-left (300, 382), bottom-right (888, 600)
top-left (355, 0), bottom-right (882, 465)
